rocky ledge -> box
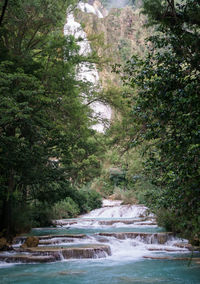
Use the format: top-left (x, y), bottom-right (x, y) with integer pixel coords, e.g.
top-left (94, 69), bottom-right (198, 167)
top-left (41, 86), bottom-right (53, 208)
top-left (0, 244), bottom-right (111, 263)
top-left (143, 256), bottom-right (200, 262)
top-left (0, 253), bottom-right (56, 263)
top-left (13, 234), bottom-right (87, 245)
top-left (98, 232), bottom-right (174, 244)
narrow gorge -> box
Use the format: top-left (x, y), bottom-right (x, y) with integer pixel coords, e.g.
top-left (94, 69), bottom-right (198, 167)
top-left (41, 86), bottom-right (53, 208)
top-left (0, 0), bottom-right (200, 283)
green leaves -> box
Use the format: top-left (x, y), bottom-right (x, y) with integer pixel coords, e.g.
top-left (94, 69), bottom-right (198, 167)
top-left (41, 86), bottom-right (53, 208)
top-left (0, 0), bottom-right (106, 236)
top-left (122, 0), bottom-right (200, 241)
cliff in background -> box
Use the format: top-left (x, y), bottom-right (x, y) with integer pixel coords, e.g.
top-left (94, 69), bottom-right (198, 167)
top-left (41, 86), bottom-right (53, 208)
top-left (74, 1), bottom-right (149, 87)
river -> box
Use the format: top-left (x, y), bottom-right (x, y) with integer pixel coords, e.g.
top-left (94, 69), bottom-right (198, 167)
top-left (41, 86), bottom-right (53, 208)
top-left (0, 200), bottom-right (200, 283)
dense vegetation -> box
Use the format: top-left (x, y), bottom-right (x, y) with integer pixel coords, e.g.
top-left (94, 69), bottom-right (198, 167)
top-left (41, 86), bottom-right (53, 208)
top-left (118, 0), bottom-right (200, 243)
top-left (0, 0), bottom-right (199, 245)
top-left (0, 0), bottom-right (102, 238)
top-left (91, 0), bottom-right (200, 243)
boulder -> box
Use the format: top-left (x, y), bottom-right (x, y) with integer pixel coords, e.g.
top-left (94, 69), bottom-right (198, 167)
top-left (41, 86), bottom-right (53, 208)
top-left (190, 238), bottom-right (200, 246)
top-left (0, 237), bottom-right (10, 251)
top-left (22, 236), bottom-right (39, 248)
top-left (156, 233), bottom-right (168, 245)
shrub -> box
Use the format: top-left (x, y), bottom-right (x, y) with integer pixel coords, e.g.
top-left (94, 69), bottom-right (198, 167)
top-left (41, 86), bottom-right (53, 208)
top-left (52, 197), bottom-right (80, 219)
top-left (77, 187), bottom-right (102, 213)
top-left (30, 202), bottom-right (53, 227)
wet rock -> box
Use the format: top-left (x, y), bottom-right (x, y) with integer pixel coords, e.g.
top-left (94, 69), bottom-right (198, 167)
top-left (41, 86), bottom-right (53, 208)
top-left (173, 242), bottom-right (192, 249)
top-left (98, 232), bottom-right (174, 244)
top-left (39, 238), bottom-right (75, 245)
top-left (53, 220), bottom-right (78, 226)
top-left (190, 238), bottom-right (200, 246)
top-left (23, 244), bottom-right (111, 259)
top-left (21, 236), bottom-right (39, 248)
top-left (12, 236), bottom-right (26, 245)
top-left (143, 256), bottom-right (200, 261)
top-left (156, 233), bottom-right (168, 245)
top-left (134, 222), bottom-right (157, 226)
top-left (0, 253), bottom-right (56, 263)
top-left (174, 242), bottom-right (200, 252)
top-left (0, 237), bottom-right (11, 251)
top-left (38, 234), bottom-right (87, 240)
top-left (147, 247), bottom-right (187, 252)
top-left (94, 236), bottom-right (109, 243)
top-left (188, 245), bottom-right (200, 252)
top-left (14, 234), bottom-right (87, 247)
top-left (99, 219), bottom-right (137, 225)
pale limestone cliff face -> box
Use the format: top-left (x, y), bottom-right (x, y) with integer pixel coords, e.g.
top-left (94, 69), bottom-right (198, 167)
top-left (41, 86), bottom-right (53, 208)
top-left (74, 4), bottom-right (148, 87)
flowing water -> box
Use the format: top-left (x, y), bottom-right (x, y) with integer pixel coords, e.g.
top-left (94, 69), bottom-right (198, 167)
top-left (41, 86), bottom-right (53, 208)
top-left (0, 200), bottom-right (200, 283)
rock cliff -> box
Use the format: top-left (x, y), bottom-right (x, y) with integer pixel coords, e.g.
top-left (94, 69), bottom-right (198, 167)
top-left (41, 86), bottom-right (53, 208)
top-left (74, 1), bottom-right (148, 87)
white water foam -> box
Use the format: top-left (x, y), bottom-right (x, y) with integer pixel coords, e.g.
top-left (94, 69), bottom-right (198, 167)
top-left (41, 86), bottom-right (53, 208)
top-left (78, 2), bottom-right (104, 18)
top-left (0, 262), bottom-right (19, 268)
top-left (102, 199), bottom-right (123, 207)
top-left (82, 204), bottom-right (149, 219)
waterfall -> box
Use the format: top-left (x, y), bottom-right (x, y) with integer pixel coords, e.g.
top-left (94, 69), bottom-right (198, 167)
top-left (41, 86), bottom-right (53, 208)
top-left (64, 3), bottom-right (112, 132)
top-left (0, 198), bottom-right (193, 267)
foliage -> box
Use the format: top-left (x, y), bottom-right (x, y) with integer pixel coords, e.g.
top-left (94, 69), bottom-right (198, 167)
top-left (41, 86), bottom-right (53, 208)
top-left (52, 197), bottom-right (80, 219)
top-left (112, 187), bottom-right (137, 204)
top-left (122, 0), bottom-right (200, 240)
top-left (75, 186), bottom-right (102, 213)
top-left (0, 0), bottom-right (104, 237)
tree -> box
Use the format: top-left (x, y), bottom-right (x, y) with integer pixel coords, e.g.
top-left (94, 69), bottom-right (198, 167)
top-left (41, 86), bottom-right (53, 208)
top-left (0, 0), bottom-right (102, 237)
top-left (123, 0), bottom-right (200, 241)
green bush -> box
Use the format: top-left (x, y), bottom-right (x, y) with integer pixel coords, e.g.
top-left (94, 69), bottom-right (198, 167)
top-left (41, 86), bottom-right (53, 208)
top-left (52, 197), bottom-right (80, 219)
top-left (9, 186), bottom-right (103, 234)
top-left (30, 202), bottom-right (53, 227)
top-left (76, 187), bottom-right (102, 213)
top-left (12, 205), bottom-right (35, 234)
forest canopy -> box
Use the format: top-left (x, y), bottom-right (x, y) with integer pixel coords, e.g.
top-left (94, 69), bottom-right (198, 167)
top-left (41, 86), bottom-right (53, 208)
top-left (0, 0), bottom-right (103, 237)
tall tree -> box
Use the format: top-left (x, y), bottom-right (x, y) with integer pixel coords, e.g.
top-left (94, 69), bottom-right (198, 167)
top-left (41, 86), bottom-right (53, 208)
top-left (123, 0), bottom-right (200, 241)
top-left (0, 0), bottom-right (102, 237)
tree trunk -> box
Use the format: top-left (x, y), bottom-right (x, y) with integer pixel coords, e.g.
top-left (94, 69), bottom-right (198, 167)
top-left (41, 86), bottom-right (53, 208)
top-left (0, 0), bottom-right (9, 26)
top-left (0, 169), bottom-right (15, 239)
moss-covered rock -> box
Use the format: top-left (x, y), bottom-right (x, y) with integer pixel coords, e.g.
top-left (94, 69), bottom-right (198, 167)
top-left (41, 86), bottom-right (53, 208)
top-left (21, 236), bottom-right (39, 248)
top-left (0, 237), bottom-right (10, 251)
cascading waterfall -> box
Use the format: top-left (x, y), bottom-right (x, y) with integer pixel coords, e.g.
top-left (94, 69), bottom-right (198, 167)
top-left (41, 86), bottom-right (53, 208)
top-left (64, 2), bottom-right (112, 132)
top-left (49, 199), bottom-right (190, 261)
top-left (0, 199), bottom-right (200, 283)
top-left (0, 3), bottom-right (200, 282)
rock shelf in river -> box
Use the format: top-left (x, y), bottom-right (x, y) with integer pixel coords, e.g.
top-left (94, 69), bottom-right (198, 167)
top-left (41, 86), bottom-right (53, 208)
top-left (13, 234), bottom-right (87, 245)
top-left (53, 217), bottom-right (156, 227)
top-left (2, 200), bottom-right (195, 265)
top-left (0, 244), bottom-right (111, 263)
top-left (0, 253), bottom-right (56, 263)
top-left (98, 232), bottom-right (174, 244)
top-left (24, 244), bottom-right (111, 259)
top-left (143, 256), bottom-right (200, 261)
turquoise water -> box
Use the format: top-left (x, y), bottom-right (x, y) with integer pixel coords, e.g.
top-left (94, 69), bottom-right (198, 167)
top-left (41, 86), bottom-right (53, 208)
top-left (0, 258), bottom-right (200, 283)
top-left (1, 208), bottom-right (200, 283)
top-left (30, 226), bottom-right (165, 236)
